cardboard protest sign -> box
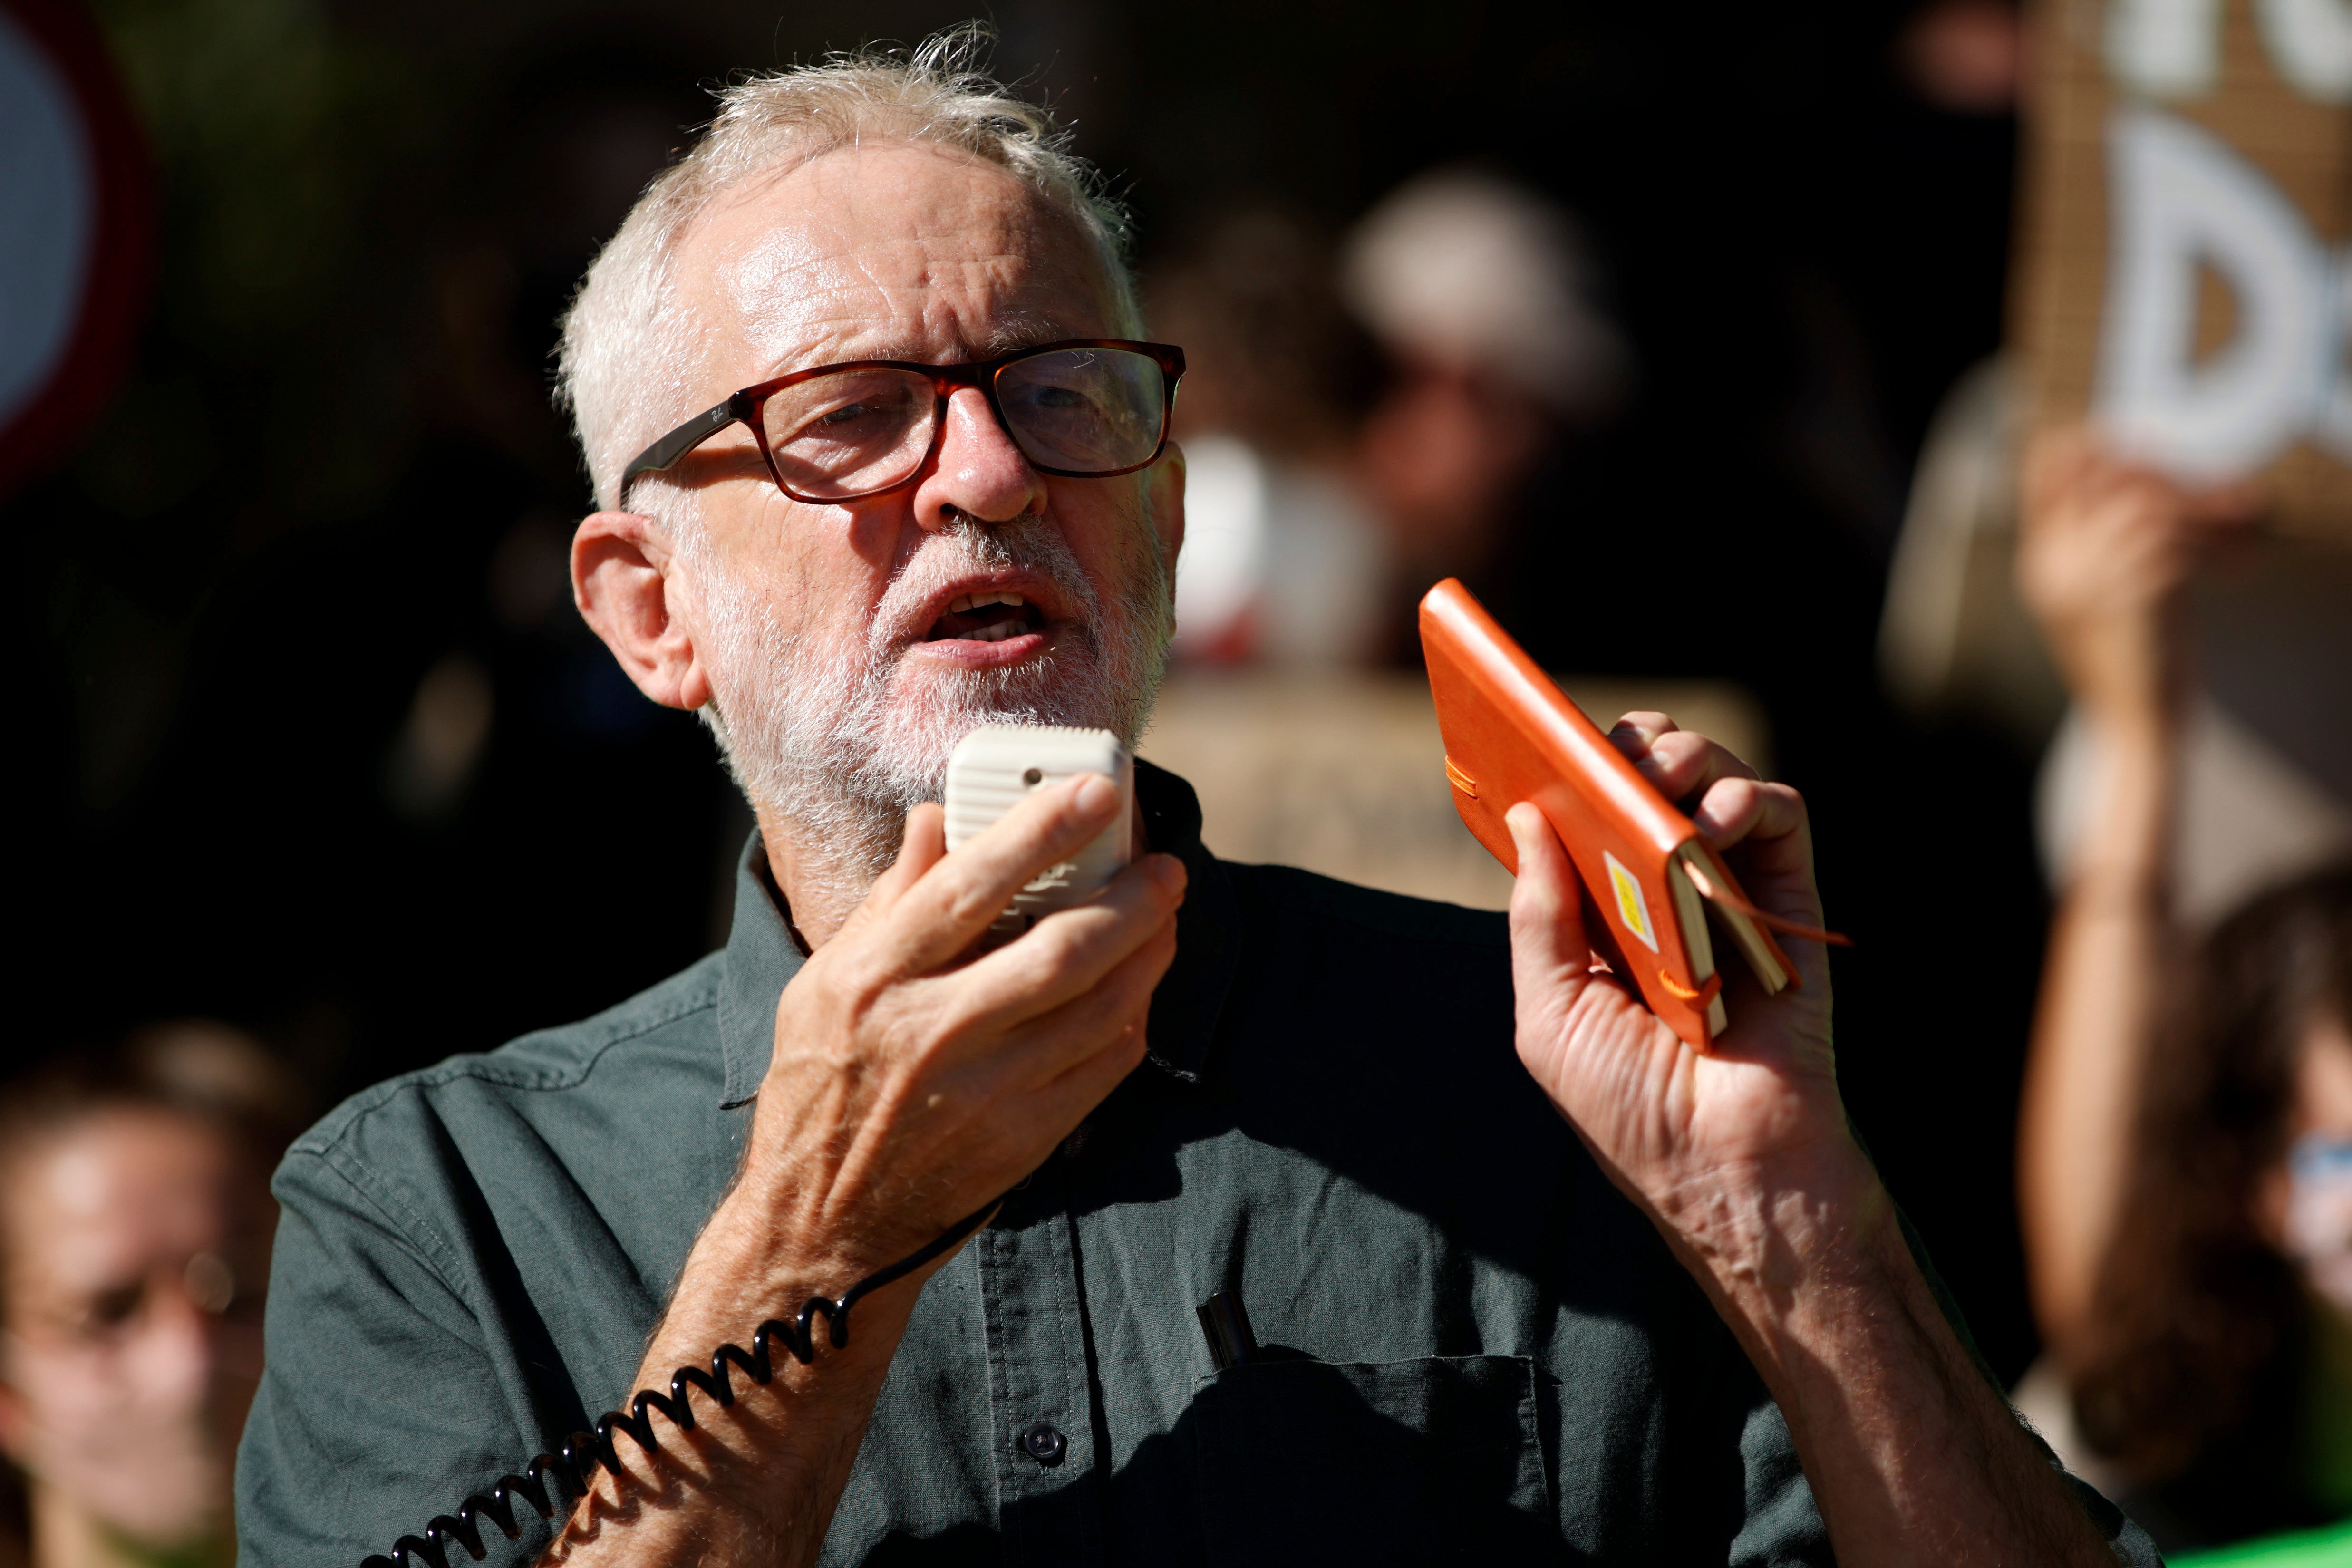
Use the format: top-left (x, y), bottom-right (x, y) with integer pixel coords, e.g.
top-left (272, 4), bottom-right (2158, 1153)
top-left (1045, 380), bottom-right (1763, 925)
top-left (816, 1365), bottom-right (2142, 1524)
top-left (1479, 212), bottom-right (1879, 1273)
top-left (1142, 672), bottom-right (1768, 913)
top-left (2014, 0), bottom-right (2352, 539)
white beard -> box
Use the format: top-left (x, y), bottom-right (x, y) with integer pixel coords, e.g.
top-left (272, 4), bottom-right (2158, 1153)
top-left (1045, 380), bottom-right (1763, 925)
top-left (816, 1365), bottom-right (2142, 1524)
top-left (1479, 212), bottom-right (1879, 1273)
top-left (697, 513), bottom-right (1171, 909)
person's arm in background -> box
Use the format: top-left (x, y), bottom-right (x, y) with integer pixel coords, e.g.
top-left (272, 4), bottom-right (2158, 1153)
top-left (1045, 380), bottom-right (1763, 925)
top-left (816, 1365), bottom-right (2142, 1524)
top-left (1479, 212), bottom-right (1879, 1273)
top-left (2012, 428), bottom-right (2255, 1358)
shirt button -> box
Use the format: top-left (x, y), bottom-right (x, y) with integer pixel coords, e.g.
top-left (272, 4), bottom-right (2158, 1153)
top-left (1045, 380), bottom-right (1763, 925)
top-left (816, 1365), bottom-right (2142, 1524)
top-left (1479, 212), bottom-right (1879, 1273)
top-left (1020, 1423), bottom-right (1067, 1466)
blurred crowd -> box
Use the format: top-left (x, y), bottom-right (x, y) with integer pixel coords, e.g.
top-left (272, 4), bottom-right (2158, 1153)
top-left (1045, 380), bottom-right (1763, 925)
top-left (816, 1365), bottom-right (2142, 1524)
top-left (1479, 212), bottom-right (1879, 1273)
top-left (1151, 170), bottom-right (1626, 669)
top-left (6, 0), bottom-right (2351, 1562)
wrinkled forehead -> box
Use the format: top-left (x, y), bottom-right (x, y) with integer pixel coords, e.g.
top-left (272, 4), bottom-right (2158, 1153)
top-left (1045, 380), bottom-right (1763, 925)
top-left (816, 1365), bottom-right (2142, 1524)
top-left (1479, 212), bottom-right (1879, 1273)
top-left (672, 142), bottom-right (1122, 387)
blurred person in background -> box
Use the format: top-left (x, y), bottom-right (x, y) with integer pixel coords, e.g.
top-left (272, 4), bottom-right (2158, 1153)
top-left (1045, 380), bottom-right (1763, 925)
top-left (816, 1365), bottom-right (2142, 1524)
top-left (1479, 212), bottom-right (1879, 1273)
top-left (1148, 208), bottom-right (1389, 666)
top-left (0, 1025), bottom-right (298, 1568)
top-left (1340, 168), bottom-right (1627, 659)
top-left (2013, 429), bottom-right (2352, 1553)
top-left (1881, 368), bottom-right (2352, 912)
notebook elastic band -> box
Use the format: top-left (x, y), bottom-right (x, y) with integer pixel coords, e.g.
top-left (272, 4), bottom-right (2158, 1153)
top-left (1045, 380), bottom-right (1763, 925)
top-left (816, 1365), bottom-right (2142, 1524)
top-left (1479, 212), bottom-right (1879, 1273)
top-left (1656, 969), bottom-right (1723, 1006)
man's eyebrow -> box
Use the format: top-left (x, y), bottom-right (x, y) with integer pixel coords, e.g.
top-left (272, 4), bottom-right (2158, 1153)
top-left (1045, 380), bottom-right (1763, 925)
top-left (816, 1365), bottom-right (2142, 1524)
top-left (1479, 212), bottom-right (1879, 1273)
top-left (983, 316), bottom-right (1089, 356)
top-left (761, 316), bottom-right (1092, 378)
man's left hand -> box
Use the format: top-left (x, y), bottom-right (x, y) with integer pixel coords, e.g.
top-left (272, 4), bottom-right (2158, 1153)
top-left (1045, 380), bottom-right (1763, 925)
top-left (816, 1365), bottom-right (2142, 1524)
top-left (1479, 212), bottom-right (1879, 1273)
top-left (1506, 714), bottom-right (1876, 1271)
top-left (1504, 714), bottom-right (2121, 1566)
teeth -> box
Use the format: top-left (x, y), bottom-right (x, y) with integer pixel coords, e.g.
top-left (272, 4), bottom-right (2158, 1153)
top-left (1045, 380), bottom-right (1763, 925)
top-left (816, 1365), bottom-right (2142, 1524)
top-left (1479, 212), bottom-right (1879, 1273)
top-left (946, 590), bottom-right (1026, 617)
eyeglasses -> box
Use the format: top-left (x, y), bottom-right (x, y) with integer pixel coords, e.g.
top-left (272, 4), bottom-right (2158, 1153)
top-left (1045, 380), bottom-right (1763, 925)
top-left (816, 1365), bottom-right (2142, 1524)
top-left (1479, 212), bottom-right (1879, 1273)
top-left (619, 339), bottom-right (1186, 505)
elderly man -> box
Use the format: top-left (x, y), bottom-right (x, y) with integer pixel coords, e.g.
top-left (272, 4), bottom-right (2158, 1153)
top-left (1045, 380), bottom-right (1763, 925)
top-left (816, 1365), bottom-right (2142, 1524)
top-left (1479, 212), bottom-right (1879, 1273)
top-left (235, 36), bottom-right (2154, 1568)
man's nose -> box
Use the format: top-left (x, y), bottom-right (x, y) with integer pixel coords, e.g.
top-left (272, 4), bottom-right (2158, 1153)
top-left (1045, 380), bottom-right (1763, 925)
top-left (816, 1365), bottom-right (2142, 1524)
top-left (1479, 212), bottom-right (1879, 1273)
top-left (913, 386), bottom-right (1048, 531)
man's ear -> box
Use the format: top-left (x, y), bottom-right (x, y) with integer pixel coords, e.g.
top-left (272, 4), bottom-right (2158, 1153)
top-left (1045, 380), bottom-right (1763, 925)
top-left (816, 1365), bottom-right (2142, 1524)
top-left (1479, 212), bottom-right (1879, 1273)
top-left (573, 510), bottom-right (713, 712)
top-left (1147, 442), bottom-right (1186, 583)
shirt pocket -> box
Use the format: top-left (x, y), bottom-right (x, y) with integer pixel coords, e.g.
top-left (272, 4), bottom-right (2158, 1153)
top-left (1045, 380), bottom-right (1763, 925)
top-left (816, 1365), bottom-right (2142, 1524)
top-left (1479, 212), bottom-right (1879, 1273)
top-left (1191, 1353), bottom-right (1559, 1566)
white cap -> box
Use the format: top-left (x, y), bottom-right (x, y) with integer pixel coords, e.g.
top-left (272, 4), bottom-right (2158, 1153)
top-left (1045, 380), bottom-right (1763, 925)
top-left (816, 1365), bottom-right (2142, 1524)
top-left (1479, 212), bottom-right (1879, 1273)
top-left (1341, 169), bottom-right (1628, 418)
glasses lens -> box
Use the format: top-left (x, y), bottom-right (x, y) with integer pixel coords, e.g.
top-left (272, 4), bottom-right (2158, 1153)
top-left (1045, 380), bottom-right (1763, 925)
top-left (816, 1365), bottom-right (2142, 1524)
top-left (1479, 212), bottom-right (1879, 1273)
top-left (994, 348), bottom-right (1166, 475)
top-left (761, 368), bottom-right (937, 499)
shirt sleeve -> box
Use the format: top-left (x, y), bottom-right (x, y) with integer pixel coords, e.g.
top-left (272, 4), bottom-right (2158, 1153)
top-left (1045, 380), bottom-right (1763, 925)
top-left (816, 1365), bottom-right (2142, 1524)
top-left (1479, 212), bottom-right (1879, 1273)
top-left (1729, 1383), bottom-right (1832, 1566)
top-left (236, 1142), bottom-right (562, 1568)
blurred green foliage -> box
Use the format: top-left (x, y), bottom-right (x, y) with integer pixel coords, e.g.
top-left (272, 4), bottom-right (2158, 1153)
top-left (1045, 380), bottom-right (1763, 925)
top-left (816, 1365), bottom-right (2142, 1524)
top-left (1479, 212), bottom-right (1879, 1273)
top-left (101, 0), bottom-right (431, 354)
top-left (85, 0), bottom-right (448, 529)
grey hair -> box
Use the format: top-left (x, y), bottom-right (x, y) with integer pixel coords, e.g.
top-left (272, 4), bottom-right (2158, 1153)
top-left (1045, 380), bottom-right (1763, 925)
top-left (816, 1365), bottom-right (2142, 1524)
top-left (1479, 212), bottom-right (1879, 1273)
top-left (556, 23), bottom-right (1141, 513)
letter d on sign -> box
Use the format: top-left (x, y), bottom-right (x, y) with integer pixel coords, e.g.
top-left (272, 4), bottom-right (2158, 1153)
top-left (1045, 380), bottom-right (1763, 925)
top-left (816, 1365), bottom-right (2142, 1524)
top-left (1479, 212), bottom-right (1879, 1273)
top-left (2095, 107), bottom-right (2339, 481)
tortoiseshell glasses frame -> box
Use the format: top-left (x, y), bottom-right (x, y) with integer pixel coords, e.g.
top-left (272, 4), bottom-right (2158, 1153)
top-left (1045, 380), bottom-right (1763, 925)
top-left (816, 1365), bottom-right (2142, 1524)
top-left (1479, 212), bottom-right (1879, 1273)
top-left (617, 339), bottom-right (1186, 506)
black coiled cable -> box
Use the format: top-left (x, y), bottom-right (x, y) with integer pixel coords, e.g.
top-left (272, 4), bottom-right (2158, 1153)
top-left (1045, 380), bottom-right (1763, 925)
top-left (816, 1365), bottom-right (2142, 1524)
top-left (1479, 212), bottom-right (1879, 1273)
top-left (360, 1200), bottom-right (1001, 1568)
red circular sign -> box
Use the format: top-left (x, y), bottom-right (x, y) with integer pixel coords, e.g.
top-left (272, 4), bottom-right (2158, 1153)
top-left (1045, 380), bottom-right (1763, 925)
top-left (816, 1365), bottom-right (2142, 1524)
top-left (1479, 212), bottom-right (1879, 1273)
top-left (0, 0), bottom-right (150, 499)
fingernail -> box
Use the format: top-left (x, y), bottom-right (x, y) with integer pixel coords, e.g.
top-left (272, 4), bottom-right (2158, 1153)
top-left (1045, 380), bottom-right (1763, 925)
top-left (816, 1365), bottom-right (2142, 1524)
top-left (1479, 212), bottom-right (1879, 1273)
top-left (1072, 773), bottom-right (1118, 814)
top-left (1610, 718), bottom-right (1659, 745)
top-left (1153, 853), bottom-right (1188, 896)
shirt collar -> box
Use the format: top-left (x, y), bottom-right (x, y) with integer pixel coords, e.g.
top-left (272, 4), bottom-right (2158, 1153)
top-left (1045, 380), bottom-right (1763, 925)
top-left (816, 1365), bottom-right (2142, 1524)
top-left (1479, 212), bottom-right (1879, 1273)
top-left (1131, 759), bottom-right (1237, 1084)
top-left (716, 838), bottom-right (808, 1107)
top-left (715, 759), bottom-right (1237, 1108)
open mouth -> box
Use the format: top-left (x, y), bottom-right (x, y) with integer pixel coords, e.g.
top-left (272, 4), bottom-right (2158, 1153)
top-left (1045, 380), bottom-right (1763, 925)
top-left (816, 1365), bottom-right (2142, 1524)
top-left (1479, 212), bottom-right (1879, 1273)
top-left (924, 590), bottom-right (1048, 644)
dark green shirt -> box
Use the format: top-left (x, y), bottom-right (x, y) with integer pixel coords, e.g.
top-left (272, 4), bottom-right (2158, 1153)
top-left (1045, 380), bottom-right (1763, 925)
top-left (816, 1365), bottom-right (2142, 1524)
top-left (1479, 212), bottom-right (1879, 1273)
top-left (237, 764), bottom-right (2155, 1567)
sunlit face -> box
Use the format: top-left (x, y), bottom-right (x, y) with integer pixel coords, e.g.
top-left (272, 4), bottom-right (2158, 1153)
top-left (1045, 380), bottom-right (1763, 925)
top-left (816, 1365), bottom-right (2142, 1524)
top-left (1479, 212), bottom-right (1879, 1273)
top-left (654, 142), bottom-right (1183, 885)
top-left (0, 1109), bottom-right (273, 1549)
top-left (2289, 1016), bottom-right (2352, 1145)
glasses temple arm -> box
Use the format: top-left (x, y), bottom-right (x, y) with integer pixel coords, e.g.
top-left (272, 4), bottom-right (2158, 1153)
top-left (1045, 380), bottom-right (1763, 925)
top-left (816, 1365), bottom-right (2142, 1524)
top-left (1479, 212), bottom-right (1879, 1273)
top-left (618, 397), bottom-right (745, 494)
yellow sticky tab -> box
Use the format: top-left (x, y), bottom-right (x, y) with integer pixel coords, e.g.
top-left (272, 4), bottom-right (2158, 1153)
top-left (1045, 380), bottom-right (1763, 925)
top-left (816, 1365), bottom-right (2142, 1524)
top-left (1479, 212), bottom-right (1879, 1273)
top-left (1605, 851), bottom-right (1660, 953)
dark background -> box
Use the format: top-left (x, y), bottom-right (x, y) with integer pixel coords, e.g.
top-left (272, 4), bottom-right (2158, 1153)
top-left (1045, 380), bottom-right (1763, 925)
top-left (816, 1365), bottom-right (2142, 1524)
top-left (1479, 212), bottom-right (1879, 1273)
top-left (8, 0), bottom-right (2047, 1374)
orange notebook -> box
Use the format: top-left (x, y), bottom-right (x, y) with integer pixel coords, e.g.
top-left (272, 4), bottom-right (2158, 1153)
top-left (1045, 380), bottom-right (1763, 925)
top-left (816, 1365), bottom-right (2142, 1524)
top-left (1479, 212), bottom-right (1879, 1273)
top-left (1420, 578), bottom-right (1805, 1051)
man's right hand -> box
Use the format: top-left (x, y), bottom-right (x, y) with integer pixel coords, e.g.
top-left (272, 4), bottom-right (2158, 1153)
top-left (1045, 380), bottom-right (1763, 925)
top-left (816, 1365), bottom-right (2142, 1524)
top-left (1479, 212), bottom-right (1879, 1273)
top-left (542, 774), bottom-right (1181, 1566)
top-left (724, 772), bottom-right (1184, 1309)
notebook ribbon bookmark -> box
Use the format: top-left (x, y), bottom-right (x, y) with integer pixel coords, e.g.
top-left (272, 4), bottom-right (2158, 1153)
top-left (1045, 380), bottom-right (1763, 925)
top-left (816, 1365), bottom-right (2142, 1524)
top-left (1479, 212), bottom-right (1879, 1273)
top-left (1680, 857), bottom-right (1853, 948)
